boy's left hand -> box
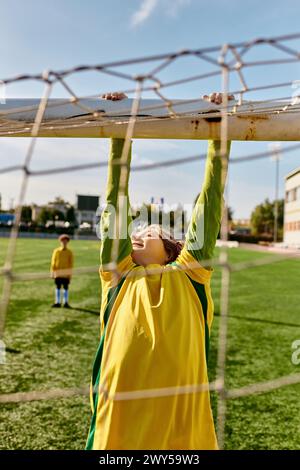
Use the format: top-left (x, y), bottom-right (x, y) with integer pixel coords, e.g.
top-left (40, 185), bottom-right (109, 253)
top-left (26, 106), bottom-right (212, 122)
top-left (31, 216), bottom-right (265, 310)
top-left (202, 92), bottom-right (235, 104)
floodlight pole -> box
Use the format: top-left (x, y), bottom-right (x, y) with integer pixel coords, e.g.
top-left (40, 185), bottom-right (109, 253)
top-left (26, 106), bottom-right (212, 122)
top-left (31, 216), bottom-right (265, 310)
top-left (270, 144), bottom-right (281, 244)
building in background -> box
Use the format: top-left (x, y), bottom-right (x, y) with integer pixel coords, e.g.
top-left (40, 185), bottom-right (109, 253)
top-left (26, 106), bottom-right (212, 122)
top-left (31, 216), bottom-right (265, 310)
top-left (31, 199), bottom-right (71, 222)
top-left (48, 199), bottom-right (70, 217)
top-left (31, 204), bottom-right (43, 222)
top-left (284, 167), bottom-right (300, 246)
top-left (76, 194), bottom-right (100, 229)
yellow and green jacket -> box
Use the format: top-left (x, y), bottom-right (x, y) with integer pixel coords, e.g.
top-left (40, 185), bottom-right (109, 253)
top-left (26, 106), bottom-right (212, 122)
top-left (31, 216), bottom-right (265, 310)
top-left (87, 138), bottom-right (230, 450)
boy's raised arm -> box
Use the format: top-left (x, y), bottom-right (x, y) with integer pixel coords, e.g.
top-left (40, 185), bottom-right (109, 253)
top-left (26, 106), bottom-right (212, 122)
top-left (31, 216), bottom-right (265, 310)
top-left (100, 137), bottom-right (133, 267)
top-left (180, 92), bottom-right (233, 266)
top-left (184, 139), bottom-right (231, 264)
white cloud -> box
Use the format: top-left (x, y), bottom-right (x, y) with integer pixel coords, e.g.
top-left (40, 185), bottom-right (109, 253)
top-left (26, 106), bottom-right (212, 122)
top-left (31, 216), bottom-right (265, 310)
top-left (130, 0), bottom-right (191, 28)
top-left (132, 152), bottom-right (154, 165)
top-left (131, 0), bottom-right (159, 28)
top-left (166, 0), bottom-right (191, 17)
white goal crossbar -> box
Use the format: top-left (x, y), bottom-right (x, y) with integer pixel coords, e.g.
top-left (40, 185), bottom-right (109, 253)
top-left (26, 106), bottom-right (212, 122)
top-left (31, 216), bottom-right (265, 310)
top-left (0, 98), bottom-right (299, 140)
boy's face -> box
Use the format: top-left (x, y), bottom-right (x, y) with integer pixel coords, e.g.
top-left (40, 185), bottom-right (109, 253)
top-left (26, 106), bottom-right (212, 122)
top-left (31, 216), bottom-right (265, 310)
top-left (131, 227), bottom-right (168, 267)
top-left (60, 239), bottom-right (69, 248)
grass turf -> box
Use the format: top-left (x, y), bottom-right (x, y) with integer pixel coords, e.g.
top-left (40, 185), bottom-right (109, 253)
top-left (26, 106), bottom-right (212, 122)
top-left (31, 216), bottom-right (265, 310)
top-left (0, 238), bottom-right (299, 450)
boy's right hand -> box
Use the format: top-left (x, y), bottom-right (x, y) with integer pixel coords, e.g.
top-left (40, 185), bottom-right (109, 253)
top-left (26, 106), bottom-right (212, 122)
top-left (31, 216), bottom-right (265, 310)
top-left (101, 92), bottom-right (128, 101)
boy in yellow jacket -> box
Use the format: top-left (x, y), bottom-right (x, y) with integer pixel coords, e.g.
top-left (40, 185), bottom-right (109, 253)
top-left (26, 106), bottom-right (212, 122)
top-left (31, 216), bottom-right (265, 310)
top-left (86, 92), bottom-right (233, 450)
top-left (50, 234), bottom-right (74, 308)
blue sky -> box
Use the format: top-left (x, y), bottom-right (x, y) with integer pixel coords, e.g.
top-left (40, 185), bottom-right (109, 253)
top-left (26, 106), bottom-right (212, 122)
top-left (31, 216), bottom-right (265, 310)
top-left (1, 0), bottom-right (300, 218)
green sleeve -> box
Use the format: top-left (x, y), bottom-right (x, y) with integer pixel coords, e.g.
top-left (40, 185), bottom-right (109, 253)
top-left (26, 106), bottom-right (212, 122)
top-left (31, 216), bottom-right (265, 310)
top-left (185, 140), bottom-right (231, 262)
top-left (100, 138), bottom-right (132, 266)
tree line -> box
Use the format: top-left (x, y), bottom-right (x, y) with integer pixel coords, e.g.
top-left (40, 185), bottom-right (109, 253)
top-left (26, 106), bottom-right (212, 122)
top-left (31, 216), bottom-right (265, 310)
top-left (2, 196), bottom-right (285, 241)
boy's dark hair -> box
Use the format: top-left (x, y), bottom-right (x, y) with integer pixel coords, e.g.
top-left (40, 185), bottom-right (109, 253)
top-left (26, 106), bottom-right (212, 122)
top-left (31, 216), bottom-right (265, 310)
top-left (161, 235), bottom-right (184, 263)
top-left (148, 224), bottom-right (183, 263)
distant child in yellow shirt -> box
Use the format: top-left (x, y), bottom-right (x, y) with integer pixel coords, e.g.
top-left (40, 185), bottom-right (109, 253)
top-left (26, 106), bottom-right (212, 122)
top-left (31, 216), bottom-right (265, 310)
top-left (50, 234), bottom-right (74, 308)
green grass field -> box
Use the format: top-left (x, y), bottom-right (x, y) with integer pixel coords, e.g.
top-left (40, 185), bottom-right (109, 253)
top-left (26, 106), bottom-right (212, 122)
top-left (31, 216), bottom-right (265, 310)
top-left (0, 237), bottom-right (299, 450)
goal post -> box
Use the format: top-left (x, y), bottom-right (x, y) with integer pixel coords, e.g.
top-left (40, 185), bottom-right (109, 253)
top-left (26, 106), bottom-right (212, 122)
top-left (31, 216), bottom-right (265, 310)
top-left (0, 98), bottom-right (300, 140)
